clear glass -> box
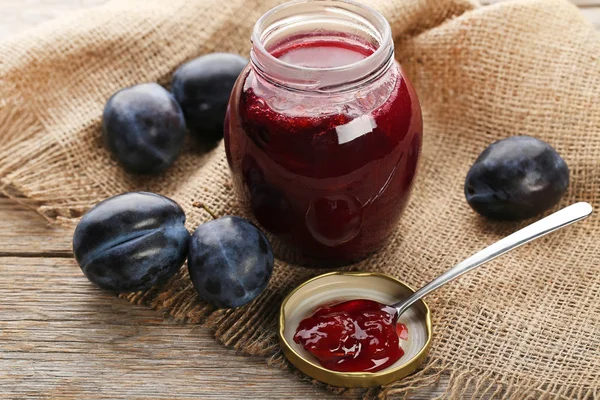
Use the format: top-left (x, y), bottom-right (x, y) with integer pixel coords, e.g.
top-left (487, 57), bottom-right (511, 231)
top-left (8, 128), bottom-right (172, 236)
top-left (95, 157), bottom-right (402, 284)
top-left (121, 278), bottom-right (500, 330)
top-left (225, 0), bottom-right (423, 265)
top-left (250, 0), bottom-right (394, 91)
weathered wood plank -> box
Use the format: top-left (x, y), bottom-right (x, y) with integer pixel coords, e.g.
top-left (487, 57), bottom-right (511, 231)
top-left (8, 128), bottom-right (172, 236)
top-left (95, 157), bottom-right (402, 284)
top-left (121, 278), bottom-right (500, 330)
top-left (571, 0), bottom-right (600, 6)
top-left (0, 0), bottom-right (106, 39)
top-left (482, 0), bottom-right (600, 5)
top-left (0, 255), bottom-right (451, 399)
top-left (560, 0), bottom-right (600, 6)
top-left (0, 257), bottom-right (345, 399)
top-left (0, 198), bottom-right (71, 256)
top-left (581, 7), bottom-right (600, 28)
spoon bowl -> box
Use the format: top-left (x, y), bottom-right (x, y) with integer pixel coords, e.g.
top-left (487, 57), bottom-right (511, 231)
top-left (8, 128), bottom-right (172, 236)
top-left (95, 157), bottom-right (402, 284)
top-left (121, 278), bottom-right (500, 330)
top-left (278, 271), bottom-right (432, 388)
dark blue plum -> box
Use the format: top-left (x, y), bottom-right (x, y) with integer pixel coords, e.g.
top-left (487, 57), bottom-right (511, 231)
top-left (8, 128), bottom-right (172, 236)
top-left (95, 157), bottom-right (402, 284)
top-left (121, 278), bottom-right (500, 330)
top-left (171, 53), bottom-right (247, 142)
top-left (465, 136), bottom-right (569, 220)
top-left (188, 216), bottom-right (274, 308)
top-left (73, 192), bottom-right (190, 292)
top-left (103, 83), bottom-right (186, 174)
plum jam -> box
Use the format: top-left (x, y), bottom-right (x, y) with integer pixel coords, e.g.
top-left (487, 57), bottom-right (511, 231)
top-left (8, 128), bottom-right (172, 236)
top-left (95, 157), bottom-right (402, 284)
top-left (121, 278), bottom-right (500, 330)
top-left (225, 0), bottom-right (422, 263)
top-left (293, 299), bottom-right (408, 373)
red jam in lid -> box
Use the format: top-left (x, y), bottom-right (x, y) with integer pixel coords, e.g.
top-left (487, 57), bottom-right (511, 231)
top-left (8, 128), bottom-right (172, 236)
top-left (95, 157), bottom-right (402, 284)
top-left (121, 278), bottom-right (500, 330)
top-left (293, 299), bottom-right (407, 372)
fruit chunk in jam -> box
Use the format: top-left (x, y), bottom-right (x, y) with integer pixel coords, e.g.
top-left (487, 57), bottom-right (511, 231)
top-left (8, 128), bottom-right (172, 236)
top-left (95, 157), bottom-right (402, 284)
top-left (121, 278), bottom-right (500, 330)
top-left (293, 299), bottom-right (408, 373)
top-left (225, 33), bottom-right (422, 262)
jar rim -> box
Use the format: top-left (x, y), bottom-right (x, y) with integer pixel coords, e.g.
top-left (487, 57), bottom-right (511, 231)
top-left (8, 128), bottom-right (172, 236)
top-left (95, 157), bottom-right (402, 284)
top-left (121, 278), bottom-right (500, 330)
top-left (250, 0), bottom-right (394, 92)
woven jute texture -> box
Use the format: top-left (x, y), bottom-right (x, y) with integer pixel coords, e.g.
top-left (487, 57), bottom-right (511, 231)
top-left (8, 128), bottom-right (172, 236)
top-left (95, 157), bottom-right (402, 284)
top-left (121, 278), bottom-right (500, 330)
top-left (1, 0), bottom-right (599, 398)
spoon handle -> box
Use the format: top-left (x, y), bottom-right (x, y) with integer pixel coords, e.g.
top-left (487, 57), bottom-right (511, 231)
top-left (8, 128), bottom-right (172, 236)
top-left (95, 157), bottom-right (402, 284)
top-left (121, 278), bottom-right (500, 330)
top-left (393, 202), bottom-right (593, 317)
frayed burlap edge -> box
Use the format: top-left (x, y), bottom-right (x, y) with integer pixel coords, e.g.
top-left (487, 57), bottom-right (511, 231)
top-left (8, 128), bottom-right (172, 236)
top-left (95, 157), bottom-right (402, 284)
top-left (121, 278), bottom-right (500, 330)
top-left (0, 77), bottom-right (109, 223)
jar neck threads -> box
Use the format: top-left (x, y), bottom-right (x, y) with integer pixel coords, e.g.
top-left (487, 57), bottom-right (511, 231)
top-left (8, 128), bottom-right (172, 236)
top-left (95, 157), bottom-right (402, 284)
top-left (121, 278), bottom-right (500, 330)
top-left (250, 0), bottom-right (394, 94)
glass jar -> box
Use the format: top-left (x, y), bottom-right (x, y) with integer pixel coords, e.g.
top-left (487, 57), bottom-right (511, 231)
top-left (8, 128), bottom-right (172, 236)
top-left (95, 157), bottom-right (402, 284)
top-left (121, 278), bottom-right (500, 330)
top-left (225, 0), bottom-right (422, 264)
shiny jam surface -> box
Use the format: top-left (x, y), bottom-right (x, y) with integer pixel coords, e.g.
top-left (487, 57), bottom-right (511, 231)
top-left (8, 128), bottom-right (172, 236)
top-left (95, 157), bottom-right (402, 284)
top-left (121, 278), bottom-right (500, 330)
top-left (225, 33), bottom-right (423, 263)
top-left (272, 36), bottom-right (375, 68)
top-left (293, 299), bottom-right (408, 373)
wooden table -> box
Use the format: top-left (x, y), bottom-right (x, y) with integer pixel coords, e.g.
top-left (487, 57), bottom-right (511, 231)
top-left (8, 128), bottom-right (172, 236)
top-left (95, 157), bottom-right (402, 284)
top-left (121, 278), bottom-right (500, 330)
top-left (1, 1), bottom-right (598, 399)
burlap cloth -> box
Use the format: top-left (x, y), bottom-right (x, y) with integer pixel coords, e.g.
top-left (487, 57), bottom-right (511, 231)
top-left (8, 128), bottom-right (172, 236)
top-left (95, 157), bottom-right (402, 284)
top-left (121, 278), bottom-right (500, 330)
top-left (1, 0), bottom-right (599, 398)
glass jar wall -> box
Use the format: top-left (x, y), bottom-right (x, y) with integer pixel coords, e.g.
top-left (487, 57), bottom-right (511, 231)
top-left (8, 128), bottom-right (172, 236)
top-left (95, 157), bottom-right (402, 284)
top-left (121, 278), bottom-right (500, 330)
top-left (225, 0), bottom-right (422, 264)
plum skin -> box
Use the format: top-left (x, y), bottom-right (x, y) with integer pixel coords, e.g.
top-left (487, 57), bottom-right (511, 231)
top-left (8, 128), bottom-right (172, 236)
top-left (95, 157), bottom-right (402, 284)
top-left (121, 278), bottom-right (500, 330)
top-left (188, 216), bottom-right (274, 309)
top-left (102, 83), bottom-right (186, 174)
top-left (73, 192), bottom-right (190, 292)
top-left (171, 53), bottom-right (248, 142)
top-left (465, 136), bottom-right (569, 220)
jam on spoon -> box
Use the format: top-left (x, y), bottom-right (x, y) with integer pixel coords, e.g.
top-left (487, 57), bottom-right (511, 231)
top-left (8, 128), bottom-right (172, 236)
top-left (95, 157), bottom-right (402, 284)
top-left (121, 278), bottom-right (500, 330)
top-left (293, 299), bottom-right (408, 373)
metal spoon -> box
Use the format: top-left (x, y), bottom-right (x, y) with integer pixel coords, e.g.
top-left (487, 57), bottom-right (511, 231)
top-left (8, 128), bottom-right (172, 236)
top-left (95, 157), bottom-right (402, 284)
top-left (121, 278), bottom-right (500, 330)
top-left (393, 202), bottom-right (593, 319)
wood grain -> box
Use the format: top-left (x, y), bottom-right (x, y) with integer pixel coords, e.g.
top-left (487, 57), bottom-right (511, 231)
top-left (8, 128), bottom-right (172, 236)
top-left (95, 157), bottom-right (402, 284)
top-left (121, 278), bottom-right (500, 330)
top-left (1, 1), bottom-right (599, 399)
top-left (0, 255), bottom-right (343, 399)
top-left (0, 199), bottom-right (71, 256)
top-left (0, 202), bottom-right (450, 399)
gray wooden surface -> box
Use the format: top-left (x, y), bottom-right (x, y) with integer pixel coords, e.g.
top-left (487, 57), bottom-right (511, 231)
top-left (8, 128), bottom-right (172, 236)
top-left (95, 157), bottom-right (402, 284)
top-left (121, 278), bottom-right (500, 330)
top-left (0, 1), bottom-right (598, 399)
top-left (0, 199), bottom-right (347, 399)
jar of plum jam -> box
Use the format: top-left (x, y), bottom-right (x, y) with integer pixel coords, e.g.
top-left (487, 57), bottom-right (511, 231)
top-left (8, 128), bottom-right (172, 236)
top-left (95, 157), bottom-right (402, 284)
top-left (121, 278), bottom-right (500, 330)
top-left (225, 0), bottom-right (422, 264)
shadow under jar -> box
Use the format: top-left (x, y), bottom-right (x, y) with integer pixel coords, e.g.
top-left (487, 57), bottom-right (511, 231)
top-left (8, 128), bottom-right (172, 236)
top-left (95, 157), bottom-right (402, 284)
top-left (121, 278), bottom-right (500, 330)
top-left (225, 0), bottom-right (422, 265)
